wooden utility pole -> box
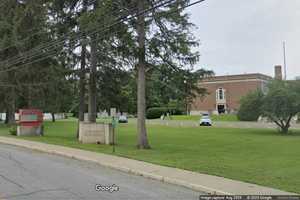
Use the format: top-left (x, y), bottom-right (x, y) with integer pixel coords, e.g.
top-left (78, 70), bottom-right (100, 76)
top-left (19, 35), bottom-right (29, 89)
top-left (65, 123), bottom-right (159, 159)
top-left (136, 0), bottom-right (150, 149)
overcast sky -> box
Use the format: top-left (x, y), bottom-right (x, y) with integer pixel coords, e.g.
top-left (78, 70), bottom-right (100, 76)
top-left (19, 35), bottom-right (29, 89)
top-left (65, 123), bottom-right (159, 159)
top-left (188, 0), bottom-right (300, 79)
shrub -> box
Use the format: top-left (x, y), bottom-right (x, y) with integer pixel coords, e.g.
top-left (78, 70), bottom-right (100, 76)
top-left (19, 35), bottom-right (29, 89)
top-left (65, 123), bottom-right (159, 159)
top-left (237, 90), bottom-right (264, 121)
top-left (9, 125), bottom-right (17, 136)
top-left (146, 107), bottom-right (183, 119)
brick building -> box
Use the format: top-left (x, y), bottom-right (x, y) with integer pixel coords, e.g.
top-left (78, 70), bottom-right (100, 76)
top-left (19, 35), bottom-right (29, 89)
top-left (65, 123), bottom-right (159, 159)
top-left (190, 66), bottom-right (282, 115)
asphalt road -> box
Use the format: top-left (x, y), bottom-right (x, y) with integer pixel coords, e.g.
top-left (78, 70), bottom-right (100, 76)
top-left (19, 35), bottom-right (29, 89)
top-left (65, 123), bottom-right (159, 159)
top-left (0, 144), bottom-right (202, 200)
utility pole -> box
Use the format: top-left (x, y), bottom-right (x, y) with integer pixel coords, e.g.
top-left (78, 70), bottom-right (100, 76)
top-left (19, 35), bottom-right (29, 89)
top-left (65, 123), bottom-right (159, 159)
top-left (283, 41), bottom-right (287, 80)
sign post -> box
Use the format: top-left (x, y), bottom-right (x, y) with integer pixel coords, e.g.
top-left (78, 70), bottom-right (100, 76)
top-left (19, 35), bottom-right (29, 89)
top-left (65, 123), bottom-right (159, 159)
top-left (112, 116), bottom-right (117, 153)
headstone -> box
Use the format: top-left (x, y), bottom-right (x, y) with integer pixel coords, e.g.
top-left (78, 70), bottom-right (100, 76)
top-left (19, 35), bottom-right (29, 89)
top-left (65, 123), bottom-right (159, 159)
top-left (84, 113), bottom-right (89, 122)
top-left (110, 108), bottom-right (117, 117)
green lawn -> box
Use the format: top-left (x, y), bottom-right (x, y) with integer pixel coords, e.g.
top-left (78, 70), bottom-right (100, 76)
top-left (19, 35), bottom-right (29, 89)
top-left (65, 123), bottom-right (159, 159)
top-left (0, 121), bottom-right (299, 193)
top-left (172, 114), bottom-right (238, 121)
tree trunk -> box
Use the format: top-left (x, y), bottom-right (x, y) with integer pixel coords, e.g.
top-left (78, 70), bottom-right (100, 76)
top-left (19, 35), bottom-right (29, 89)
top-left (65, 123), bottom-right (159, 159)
top-left (136, 0), bottom-right (150, 149)
top-left (88, 2), bottom-right (98, 123)
top-left (7, 88), bottom-right (16, 125)
top-left (4, 110), bottom-right (8, 124)
top-left (280, 117), bottom-right (292, 134)
top-left (28, 86), bottom-right (32, 108)
top-left (78, 43), bottom-right (86, 122)
top-left (281, 126), bottom-right (289, 134)
top-left (51, 113), bottom-right (56, 122)
top-left (78, 0), bottom-right (87, 123)
top-left (77, 0), bottom-right (88, 139)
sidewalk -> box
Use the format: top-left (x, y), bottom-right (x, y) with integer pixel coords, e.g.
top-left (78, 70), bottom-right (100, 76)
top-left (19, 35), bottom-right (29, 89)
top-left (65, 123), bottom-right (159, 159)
top-left (0, 136), bottom-right (296, 195)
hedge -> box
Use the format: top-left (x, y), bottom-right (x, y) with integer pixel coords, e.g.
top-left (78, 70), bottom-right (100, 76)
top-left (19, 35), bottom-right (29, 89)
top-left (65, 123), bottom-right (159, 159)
top-left (146, 107), bottom-right (183, 119)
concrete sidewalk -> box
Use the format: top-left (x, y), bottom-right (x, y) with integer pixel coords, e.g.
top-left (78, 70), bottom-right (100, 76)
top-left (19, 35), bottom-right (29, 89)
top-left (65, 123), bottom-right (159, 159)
top-left (0, 136), bottom-right (296, 195)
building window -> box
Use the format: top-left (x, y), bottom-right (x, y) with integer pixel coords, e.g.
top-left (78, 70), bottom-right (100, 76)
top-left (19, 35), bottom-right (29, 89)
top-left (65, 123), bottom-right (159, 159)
top-left (216, 88), bottom-right (225, 100)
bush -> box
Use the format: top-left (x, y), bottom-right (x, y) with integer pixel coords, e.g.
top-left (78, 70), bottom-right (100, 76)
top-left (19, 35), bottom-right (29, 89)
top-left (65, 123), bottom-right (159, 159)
top-left (146, 107), bottom-right (183, 119)
top-left (9, 125), bottom-right (17, 136)
top-left (237, 90), bottom-right (264, 121)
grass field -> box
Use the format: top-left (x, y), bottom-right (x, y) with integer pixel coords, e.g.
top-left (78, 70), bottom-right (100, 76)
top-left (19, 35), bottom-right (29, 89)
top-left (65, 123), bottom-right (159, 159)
top-left (0, 120), bottom-right (300, 193)
top-left (171, 114), bottom-right (238, 121)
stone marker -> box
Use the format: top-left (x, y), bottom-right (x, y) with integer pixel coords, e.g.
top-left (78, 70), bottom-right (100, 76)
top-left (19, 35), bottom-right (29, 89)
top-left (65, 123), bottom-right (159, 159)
top-left (79, 122), bottom-right (113, 145)
top-left (110, 108), bottom-right (117, 117)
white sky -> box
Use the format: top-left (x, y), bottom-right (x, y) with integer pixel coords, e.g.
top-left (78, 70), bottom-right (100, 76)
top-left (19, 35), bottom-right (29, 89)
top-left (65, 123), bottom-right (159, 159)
top-left (188, 0), bottom-right (300, 79)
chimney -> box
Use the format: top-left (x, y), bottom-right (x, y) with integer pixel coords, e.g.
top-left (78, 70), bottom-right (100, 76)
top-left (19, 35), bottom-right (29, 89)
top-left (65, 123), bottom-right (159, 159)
top-left (274, 65), bottom-right (283, 80)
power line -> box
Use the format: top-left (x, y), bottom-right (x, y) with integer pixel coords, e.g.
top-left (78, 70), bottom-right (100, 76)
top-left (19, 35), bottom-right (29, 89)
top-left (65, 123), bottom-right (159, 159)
top-left (0, 0), bottom-right (176, 73)
top-left (0, 0), bottom-right (204, 75)
top-left (0, 0), bottom-right (206, 89)
top-left (0, 0), bottom-right (149, 69)
top-left (0, 0), bottom-right (129, 53)
top-left (0, 0), bottom-right (132, 65)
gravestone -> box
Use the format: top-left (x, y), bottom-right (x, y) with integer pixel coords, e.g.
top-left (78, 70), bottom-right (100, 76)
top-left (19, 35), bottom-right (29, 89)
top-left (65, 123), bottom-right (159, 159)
top-left (110, 108), bottom-right (117, 117)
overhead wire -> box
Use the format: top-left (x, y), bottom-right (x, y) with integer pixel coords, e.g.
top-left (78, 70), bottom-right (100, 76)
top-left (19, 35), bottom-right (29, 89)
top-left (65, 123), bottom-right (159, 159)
top-left (0, 0), bottom-right (206, 89)
top-left (0, 0), bottom-right (206, 83)
top-left (0, 0), bottom-right (176, 73)
top-left (0, 0), bottom-right (137, 66)
top-left (0, 0), bottom-right (101, 53)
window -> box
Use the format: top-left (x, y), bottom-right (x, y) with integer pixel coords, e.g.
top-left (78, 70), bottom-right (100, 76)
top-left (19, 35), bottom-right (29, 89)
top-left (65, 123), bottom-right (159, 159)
top-left (219, 88), bottom-right (223, 100)
top-left (216, 88), bottom-right (225, 100)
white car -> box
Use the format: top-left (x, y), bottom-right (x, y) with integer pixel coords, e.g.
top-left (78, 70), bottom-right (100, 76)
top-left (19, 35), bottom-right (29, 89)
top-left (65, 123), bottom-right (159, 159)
top-left (200, 113), bottom-right (212, 126)
top-left (118, 115), bottom-right (128, 123)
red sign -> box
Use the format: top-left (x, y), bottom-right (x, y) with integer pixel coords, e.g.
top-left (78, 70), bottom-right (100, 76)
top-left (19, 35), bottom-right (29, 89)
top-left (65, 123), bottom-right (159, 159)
top-left (19, 109), bottom-right (43, 127)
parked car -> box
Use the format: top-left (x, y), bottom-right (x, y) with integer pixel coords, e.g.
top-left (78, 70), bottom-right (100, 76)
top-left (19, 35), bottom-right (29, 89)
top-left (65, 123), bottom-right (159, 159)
top-left (118, 115), bottom-right (128, 123)
top-left (200, 113), bottom-right (212, 126)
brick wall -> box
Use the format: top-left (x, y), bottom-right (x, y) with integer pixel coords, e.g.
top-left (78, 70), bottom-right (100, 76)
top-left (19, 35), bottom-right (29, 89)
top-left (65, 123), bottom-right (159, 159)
top-left (190, 75), bottom-right (269, 114)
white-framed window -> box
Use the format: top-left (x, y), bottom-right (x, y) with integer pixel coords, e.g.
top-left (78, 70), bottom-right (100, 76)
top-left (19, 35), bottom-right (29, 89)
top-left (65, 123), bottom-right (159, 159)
top-left (216, 88), bottom-right (225, 100)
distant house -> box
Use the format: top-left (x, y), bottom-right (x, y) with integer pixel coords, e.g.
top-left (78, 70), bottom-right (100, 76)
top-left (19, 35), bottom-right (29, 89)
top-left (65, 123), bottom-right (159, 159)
top-left (190, 66), bottom-right (283, 115)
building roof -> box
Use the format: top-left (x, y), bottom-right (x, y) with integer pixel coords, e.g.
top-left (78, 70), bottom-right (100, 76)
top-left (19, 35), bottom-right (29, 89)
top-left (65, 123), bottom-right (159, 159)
top-left (201, 73), bottom-right (273, 83)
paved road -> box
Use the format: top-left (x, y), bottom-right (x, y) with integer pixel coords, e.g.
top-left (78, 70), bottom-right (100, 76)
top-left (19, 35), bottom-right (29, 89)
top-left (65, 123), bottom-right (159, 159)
top-left (0, 144), bottom-right (202, 200)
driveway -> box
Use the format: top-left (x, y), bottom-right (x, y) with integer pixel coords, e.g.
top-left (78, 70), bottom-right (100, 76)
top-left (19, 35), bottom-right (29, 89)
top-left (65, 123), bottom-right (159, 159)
top-left (145, 119), bottom-right (300, 129)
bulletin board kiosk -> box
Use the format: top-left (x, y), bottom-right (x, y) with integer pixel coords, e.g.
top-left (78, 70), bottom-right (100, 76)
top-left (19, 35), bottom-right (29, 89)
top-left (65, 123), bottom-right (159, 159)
top-left (17, 109), bottom-right (43, 136)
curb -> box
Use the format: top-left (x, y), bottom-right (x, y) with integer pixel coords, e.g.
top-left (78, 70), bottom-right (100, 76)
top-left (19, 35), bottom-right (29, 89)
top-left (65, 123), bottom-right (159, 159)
top-left (0, 138), bottom-right (230, 195)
